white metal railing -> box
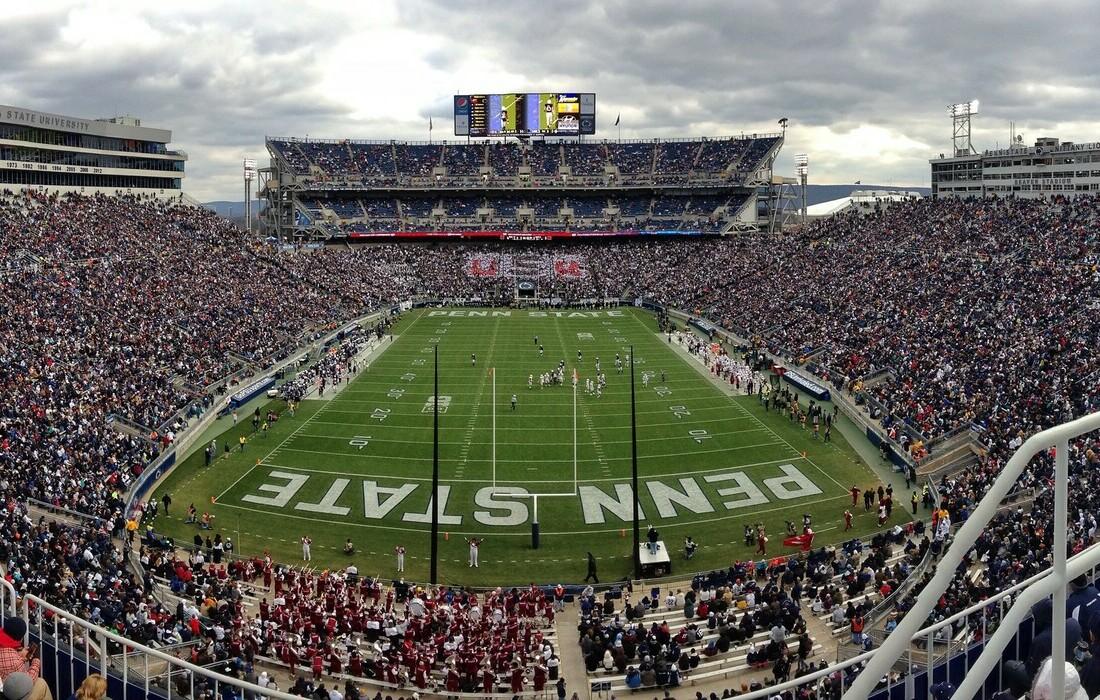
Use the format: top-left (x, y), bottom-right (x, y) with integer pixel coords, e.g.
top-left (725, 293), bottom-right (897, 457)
top-left (0, 577), bottom-right (560, 700)
top-left (845, 409), bottom-right (1100, 698)
top-left (0, 577), bottom-right (304, 700)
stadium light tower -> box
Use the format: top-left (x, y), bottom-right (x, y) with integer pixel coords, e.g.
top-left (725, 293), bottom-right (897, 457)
top-left (794, 154), bottom-right (809, 226)
top-left (243, 158), bottom-right (257, 234)
top-left (950, 99), bottom-right (979, 157)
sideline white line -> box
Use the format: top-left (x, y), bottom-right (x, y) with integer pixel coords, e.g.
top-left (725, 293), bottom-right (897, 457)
top-left (655, 313), bottom-right (851, 495)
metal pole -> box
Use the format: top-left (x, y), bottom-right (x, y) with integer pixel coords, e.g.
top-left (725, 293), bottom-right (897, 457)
top-left (1053, 436), bottom-right (1069, 695)
top-left (573, 376), bottom-right (578, 491)
top-left (801, 174), bottom-right (807, 227)
top-left (495, 365), bottom-right (499, 486)
top-left (430, 345), bottom-right (439, 584)
top-left (630, 344), bottom-right (640, 580)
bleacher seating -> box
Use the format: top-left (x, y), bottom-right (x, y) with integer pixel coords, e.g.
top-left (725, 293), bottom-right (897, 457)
top-left (395, 144), bottom-right (441, 176)
top-left (528, 142), bottom-right (561, 176)
top-left (655, 141), bottom-right (700, 173)
top-left (607, 142), bottom-right (654, 175)
top-left (487, 142), bottom-right (523, 175)
top-left (443, 143), bottom-right (485, 175)
top-left (562, 143), bottom-right (607, 175)
top-left (349, 143), bottom-right (397, 176)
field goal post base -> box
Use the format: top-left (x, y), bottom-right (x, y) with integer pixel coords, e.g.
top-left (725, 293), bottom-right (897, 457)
top-left (486, 490), bottom-right (576, 550)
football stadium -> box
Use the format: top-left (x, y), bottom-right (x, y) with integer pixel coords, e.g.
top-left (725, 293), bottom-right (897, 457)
top-left (2, 6), bottom-right (1100, 700)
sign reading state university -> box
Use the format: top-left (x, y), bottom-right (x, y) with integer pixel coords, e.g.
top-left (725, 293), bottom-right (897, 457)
top-left (3, 107), bottom-right (91, 132)
top-left (0, 104), bottom-right (173, 143)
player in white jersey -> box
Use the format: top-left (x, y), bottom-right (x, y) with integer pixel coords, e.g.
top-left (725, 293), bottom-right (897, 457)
top-left (528, 374), bottom-right (533, 390)
top-left (544, 101), bottom-right (555, 130)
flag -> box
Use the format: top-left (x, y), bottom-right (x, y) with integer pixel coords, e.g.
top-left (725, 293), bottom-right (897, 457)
top-left (614, 113), bottom-right (620, 127)
top-left (782, 530), bottom-right (815, 551)
top-left (854, 180), bottom-right (861, 184)
top-left (429, 116), bottom-right (433, 131)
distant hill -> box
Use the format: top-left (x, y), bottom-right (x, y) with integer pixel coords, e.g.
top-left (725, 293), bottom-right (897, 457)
top-left (202, 200), bottom-right (265, 218)
top-left (804, 184), bottom-right (929, 205)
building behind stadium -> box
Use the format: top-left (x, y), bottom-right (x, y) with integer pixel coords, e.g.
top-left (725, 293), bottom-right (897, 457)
top-left (0, 104), bottom-right (186, 197)
top-left (931, 136), bottom-right (1100, 199)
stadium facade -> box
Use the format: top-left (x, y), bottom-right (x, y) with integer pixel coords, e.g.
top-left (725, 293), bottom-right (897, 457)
top-left (930, 136), bottom-right (1100, 199)
top-left (0, 104), bottom-right (186, 196)
top-left (259, 135), bottom-right (783, 240)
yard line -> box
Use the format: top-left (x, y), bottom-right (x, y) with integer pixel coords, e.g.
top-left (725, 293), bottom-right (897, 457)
top-left (456, 316), bottom-right (501, 477)
top-left (307, 415), bottom-right (754, 430)
top-left (274, 439), bottom-right (784, 462)
top-left (257, 455), bottom-right (806, 484)
top-left (215, 318), bottom-right (409, 501)
top-left (648, 310), bottom-right (851, 495)
top-left (287, 426), bottom-right (770, 445)
top-left (318, 404), bottom-right (745, 417)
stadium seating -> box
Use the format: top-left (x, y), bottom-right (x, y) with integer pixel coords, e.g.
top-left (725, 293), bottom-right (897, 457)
top-left (395, 144), bottom-right (442, 176)
top-left (349, 143), bottom-right (397, 176)
top-left (487, 142), bottom-right (523, 176)
top-left (562, 143), bottom-right (607, 175)
top-left (3, 189), bottom-right (1100, 698)
top-left (527, 142), bottom-right (561, 176)
top-left (654, 141), bottom-right (700, 173)
top-left (268, 136), bottom-right (781, 182)
top-left (442, 143), bottom-right (485, 175)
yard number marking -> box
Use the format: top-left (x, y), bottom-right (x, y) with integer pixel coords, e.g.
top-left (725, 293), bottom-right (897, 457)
top-left (689, 429), bottom-right (712, 444)
top-left (349, 435), bottom-right (371, 448)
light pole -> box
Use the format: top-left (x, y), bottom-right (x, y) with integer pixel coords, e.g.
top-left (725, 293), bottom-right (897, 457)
top-left (795, 154), bottom-right (808, 227)
top-left (243, 158), bottom-right (257, 234)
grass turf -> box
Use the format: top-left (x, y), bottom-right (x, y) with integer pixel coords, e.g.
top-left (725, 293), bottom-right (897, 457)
top-left (150, 307), bottom-right (902, 586)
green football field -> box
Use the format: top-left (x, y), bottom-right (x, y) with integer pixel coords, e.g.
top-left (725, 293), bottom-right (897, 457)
top-left (150, 307), bottom-right (899, 586)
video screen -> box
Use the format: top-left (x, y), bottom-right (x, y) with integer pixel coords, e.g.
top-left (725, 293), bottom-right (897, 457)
top-left (455, 93), bottom-right (595, 136)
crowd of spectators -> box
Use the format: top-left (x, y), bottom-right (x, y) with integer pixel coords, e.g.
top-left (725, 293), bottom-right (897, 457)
top-left (266, 136), bottom-right (778, 181)
top-left (1, 190), bottom-right (1099, 699)
top-left (307, 194), bottom-right (739, 232)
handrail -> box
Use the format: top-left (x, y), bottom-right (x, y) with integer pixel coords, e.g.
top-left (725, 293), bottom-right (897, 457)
top-left (845, 409), bottom-right (1100, 698)
top-left (6, 577), bottom-right (309, 700)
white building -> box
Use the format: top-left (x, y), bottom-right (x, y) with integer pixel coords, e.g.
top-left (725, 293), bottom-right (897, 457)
top-left (0, 105), bottom-right (186, 197)
top-left (930, 137), bottom-right (1100, 200)
top-left (805, 189), bottom-right (924, 219)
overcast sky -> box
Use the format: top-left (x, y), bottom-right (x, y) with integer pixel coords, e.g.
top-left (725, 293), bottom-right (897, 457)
top-left (3, 0), bottom-right (1097, 201)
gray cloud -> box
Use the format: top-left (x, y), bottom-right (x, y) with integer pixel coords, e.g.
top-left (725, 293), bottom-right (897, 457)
top-left (1, 0), bottom-right (1097, 199)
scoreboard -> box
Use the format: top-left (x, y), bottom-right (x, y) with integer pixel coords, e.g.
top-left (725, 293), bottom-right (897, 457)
top-left (454, 93), bottom-right (596, 137)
